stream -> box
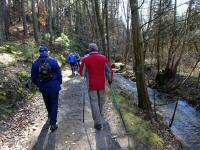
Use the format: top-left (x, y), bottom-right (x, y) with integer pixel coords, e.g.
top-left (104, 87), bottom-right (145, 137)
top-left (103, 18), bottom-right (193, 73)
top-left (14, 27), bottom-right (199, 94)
top-left (115, 74), bottom-right (200, 150)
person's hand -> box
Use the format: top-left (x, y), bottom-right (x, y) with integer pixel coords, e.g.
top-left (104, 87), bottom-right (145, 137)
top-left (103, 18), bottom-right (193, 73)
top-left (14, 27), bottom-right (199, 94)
top-left (108, 80), bottom-right (112, 85)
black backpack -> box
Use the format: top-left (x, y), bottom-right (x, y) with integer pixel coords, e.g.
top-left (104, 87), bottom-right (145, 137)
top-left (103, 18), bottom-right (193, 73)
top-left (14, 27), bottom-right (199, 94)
top-left (38, 58), bottom-right (53, 82)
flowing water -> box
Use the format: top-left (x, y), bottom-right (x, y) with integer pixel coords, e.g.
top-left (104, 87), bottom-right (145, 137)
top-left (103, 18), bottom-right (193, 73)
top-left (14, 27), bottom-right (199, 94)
top-left (115, 74), bottom-right (200, 150)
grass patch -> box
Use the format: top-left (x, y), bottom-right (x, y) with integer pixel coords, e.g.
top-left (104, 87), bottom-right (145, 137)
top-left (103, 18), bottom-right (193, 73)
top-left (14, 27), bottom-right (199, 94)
top-left (108, 89), bottom-right (165, 149)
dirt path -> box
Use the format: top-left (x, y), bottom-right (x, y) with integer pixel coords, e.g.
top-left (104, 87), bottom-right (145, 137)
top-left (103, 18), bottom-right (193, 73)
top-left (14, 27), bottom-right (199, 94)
top-left (0, 68), bottom-right (131, 150)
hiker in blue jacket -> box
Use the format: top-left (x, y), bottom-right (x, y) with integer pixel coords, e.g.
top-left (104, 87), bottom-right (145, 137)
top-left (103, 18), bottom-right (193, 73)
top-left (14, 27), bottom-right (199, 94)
top-left (67, 52), bottom-right (77, 76)
top-left (31, 46), bottom-right (62, 132)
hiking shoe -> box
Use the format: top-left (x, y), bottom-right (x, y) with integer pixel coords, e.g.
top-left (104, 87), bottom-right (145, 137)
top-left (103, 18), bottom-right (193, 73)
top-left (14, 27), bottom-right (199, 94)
top-left (50, 124), bottom-right (58, 132)
top-left (94, 124), bottom-right (102, 130)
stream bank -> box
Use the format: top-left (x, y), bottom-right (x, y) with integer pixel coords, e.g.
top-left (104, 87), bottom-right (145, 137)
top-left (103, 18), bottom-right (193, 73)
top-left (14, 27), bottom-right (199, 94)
top-left (114, 73), bottom-right (200, 150)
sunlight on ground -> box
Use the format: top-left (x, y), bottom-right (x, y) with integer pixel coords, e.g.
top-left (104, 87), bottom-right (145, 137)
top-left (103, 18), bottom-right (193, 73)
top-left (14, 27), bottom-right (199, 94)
top-left (62, 69), bottom-right (72, 82)
top-left (0, 53), bottom-right (15, 65)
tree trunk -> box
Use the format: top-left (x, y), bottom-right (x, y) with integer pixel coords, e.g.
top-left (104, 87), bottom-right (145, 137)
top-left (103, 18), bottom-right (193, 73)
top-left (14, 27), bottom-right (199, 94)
top-left (165, 0), bottom-right (177, 70)
top-left (13, 0), bottom-right (18, 21)
top-left (105, 0), bottom-right (110, 60)
top-left (57, 0), bottom-right (62, 35)
top-left (18, 0), bottom-right (21, 22)
top-left (170, 0), bottom-right (195, 76)
top-left (32, 0), bottom-right (39, 43)
top-left (75, 1), bottom-right (79, 35)
top-left (130, 0), bottom-right (152, 111)
top-left (124, 2), bottom-right (130, 72)
top-left (8, 0), bottom-right (12, 25)
top-left (22, 0), bottom-right (28, 37)
top-left (93, 0), bottom-right (106, 55)
top-left (82, 0), bottom-right (97, 40)
top-left (3, 0), bottom-right (10, 39)
top-left (156, 0), bottom-right (162, 74)
top-left (45, 0), bottom-right (48, 7)
top-left (0, 0), bottom-right (6, 45)
top-left (48, 0), bottom-right (53, 44)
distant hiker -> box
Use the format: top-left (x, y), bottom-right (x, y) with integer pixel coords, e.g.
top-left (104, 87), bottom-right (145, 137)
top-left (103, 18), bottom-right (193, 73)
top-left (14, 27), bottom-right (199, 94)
top-left (31, 46), bottom-right (62, 132)
top-left (75, 51), bottom-right (81, 68)
top-left (67, 52), bottom-right (77, 76)
top-left (80, 43), bottom-right (113, 130)
top-left (84, 49), bottom-right (90, 57)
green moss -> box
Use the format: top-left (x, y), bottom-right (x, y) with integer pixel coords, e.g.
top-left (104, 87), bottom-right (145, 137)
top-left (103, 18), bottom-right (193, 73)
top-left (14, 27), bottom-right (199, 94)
top-left (108, 89), bottom-right (164, 149)
top-left (0, 91), bottom-right (7, 102)
top-left (124, 111), bottom-right (164, 149)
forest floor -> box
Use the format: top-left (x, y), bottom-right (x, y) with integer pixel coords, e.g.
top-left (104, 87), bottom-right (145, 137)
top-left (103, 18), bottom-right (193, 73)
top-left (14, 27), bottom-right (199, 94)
top-left (0, 67), bottom-right (182, 150)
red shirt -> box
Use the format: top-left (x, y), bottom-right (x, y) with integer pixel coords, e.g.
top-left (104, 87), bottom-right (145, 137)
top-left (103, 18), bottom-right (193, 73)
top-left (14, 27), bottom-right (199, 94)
top-left (80, 52), bottom-right (113, 91)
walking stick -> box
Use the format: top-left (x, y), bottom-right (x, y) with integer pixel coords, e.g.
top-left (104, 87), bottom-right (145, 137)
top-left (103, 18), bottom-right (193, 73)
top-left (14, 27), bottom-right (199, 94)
top-left (82, 78), bottom-right (86, 123)
top-left (83, 93), bottom-right (85, 123)
top-left (109, 84), bottom-right (127, 132)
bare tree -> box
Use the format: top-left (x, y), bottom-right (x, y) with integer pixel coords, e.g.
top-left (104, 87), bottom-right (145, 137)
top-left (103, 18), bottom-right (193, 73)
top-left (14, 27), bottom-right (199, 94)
top-left (130, 0), bottom-right (152, 111)
top-left (48, 0), bottom-right (53, 44)
top-left (0, 0), bottom-right (6, 45)
top-left (3, 0), bottom-right (10, 39)
top-left (22, 0), bottom-right (28, 37)
top-left (93, 0), bottom-right (106, 55)
top-left (105, 0), bottom-right (110, 59)
top-left (32, 0), bottom-right (39, 43)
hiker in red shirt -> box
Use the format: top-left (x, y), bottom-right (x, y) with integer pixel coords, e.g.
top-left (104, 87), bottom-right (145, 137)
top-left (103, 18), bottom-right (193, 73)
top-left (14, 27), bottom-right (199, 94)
top-left (79, 43), bottom-right (113, 130)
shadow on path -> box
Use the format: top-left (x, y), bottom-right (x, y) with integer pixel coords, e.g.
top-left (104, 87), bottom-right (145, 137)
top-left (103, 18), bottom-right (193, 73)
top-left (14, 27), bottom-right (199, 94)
top-left (95, 121), bottom-right (121, 150)
top-left (31, 120), bottom-right (56, 150)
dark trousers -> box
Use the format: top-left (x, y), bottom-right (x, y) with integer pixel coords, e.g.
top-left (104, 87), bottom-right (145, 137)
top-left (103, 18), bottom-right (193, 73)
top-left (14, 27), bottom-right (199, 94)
top-left (77, 60), bottom-right (80, 68)
top-left (70, 62), bottom-right (76, 74)
top-left (42, 92), bottom-right (59, 126)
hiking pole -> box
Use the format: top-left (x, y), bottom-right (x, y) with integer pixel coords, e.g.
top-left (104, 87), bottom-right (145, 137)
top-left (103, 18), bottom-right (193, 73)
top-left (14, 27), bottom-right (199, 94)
top-left (109, 84), bottom-right (127, 132)
top-left (82, 77), bottom-right (88, 123)
top-left (82, 78), bottom-right (93, 150)
top-left (83, 92), bottom-right (85, 123)
top-left (82, 78), bottom-right (86, 123)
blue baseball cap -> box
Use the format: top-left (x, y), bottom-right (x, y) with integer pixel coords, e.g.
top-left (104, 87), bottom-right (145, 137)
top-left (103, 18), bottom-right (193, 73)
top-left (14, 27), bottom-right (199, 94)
top-left (39, 46), bottom-right (49, 52)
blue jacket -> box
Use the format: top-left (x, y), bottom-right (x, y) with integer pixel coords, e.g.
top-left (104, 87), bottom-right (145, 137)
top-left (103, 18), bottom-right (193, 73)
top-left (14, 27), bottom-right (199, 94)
top-left (68, 53), bottom-right (77, 64)
top-left (31, 55), bottom-right (62, 93)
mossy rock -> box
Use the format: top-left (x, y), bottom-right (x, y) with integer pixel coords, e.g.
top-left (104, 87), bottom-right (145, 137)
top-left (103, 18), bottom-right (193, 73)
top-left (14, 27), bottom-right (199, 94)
top-left (155, 69), bottom-right (175, 86)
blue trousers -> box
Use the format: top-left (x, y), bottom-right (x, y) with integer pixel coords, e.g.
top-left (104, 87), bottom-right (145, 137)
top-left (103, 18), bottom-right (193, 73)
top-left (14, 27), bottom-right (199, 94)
top-left (42, 91), bottom-right (59, 126)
